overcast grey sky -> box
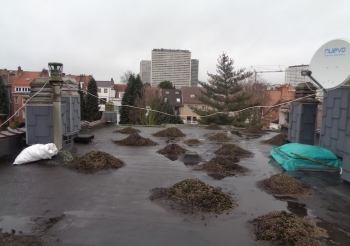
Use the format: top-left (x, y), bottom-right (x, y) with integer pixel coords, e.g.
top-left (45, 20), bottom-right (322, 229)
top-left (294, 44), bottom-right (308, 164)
top-left (1, 0), bottom-right (349, 84)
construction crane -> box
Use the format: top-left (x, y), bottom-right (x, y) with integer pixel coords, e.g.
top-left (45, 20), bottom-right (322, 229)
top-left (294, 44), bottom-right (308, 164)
top-left (251, 66), bottom-right (285, 83)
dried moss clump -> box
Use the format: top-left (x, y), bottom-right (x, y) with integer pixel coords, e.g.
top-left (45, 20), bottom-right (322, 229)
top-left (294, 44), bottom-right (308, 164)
top-left (183, 139), bottom-right (202, 146)
top-left (251, 211), bottom-right (324, 246)
top-left (114, 126), bottom-right (140, 134)
top-left (214, 144), bottom-right (252, 157)
top-left (261, 133), bottom-right (288, 146)
top-left (0, 232), bottom-right (44, 246)
top-left (153, 127), bottom-right (186, 137)
top-left (203, 156), bottom-right (246, 176)
top-left (242, 126), bottom-right (264, 134)
top-left (205, 123), bottom-right (222, 130)
top-left (264, 174), bottom-right (311, 196)
top-left (65, 151), bottom-right (124, 174)
top-left (208, 133), bottom-right (231, 141)
top-left (157, 144), bottom-right (186, 156)
top-left (113, 133), bottom-right (158, 146)
top-left (151, 179), bottom-right (235, 214)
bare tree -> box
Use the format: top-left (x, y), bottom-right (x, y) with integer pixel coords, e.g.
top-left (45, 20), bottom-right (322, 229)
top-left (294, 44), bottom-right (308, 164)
top-left (120, 70), bottom-right (134, 84)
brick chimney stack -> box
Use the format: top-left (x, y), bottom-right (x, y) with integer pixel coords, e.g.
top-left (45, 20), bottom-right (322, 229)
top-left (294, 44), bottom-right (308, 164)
top-left (18, 66), bottom-right (22, 74)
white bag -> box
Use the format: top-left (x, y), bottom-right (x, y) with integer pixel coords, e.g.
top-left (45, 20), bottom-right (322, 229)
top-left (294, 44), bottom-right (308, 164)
top-left (13, 143), bottom-right (58, 165)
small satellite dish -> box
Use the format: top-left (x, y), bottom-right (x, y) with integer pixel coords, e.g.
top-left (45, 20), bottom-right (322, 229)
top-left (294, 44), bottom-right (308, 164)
top-left (309, 39), bottom-right (350, 90)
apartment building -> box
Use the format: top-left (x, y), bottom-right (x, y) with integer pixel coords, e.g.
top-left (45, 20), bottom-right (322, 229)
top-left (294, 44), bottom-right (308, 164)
top-left (190, 59), bottom-right (199, 87)
top-left (285, 65), bottom-right (312, 87)
top-left (151, 49), bottom-right (191, 89)
top-left (140, 60), bottom-right (151, 84)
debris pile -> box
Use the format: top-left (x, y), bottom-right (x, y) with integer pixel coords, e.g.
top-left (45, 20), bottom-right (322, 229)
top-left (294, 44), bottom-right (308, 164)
top-left (153, 127), bottom-right (186, 137)
top-left (208, 133), bottom-right (231, 141)
top-left (251, 211), bottom-right (324, 246)
top-left (242, 126), bottom-right (265, 134)
top-left (205, 123), bottom-right (222, 130)
top-left (114, 126), bottom-right (140, 134)
top-left (113, 133), bottom-right (158, 146)
top-left (65, 151), bottom-right (124, 174)
top-left (0, 232), bottom-right (44, 246)
top-left (261, 133), bottom-right (288, 146)
top-left (183, 139), bottom-right (202, 146)
top-left (157, 144), bottom-right (186, 156)
top-left (214, 144), bottom-right (252, 157)
top-left (203, 156), bottom-right (246, 177)
top-left (263, 173), bottom-right (311, 196)
top-left (150, 178), bottom-right (235, 214)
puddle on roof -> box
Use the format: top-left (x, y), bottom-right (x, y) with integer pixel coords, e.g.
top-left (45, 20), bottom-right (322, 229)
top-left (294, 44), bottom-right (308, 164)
top-left (0, 216), bottom-right (32, 234)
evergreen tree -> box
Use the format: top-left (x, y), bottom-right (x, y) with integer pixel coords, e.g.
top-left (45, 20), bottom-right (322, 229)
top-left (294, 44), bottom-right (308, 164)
top-left (149, 99), bottom-right (183, 125)
top-left (0, 76), bottom-right (10, 129)
top-left (85, 76), bottom-right (100, 121)
top-left (119, 74), bottom-right (144, 124)
top-left (157, 81), bottom-right (175, 89)
top-left (194, 53), bottom-right (258, 126)
top-left (78, 83), bottom-right (87, 120)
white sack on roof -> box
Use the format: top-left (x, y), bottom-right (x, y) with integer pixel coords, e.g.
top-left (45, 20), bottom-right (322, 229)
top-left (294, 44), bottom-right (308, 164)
top-left (13, 143), bottom-right (58, 165)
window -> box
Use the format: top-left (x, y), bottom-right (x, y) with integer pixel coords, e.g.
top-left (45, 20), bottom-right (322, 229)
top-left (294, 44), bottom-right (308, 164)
top-left (119, 92), bottom-right (124, 98)
top-left (15, 110), bottom-right (19, 117)
top-left (14, 96), bottom-right (18, 104)
top-left (187, 105), bottom-right (192, 110)
top-left (98, 88), bottom-right (101, 93)
top-left (80, 82), bottom-right (84, 89)
top-left (104, 89), bottom-right (108, 93)
top-left (202, 105), bottom-right (205, 110)
top-left (190, 94), bottom-right (195, 98)
top-left (165, 91), bottom-right (169, 94)
top-left (175, 91), bottom-right (179, 94)
top-left (176, 98), bottom-right (180, 103)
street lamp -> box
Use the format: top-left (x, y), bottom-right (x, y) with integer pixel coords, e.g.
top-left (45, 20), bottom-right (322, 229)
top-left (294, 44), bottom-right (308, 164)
top-left (48, 62), bottom-right (63, 150)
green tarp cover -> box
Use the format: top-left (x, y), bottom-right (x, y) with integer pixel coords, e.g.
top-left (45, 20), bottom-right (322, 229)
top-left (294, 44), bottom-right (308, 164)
top-left (270, 143), bottom-right (342, 171)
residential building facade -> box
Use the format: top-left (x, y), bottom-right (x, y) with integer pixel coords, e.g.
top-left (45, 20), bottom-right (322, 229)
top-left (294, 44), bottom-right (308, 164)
top-left (181, 87), bottom-right (206, 124)
top-left (190, 59), bottom-right (199, 87)
top-left (151, 49), bottom-right (191, 89)
top-left (262, 84), bottom-right (296, 126)
top-left (140, 60), bottom-right (151, 85)
top-left (285, 65), bottom-right (312, 87)
top-left (11, 68), bottom-right (49, 123)
top-left (96, 79), bottom-right (115, 108)
top-left (161, 89), bottom-right (183, 114)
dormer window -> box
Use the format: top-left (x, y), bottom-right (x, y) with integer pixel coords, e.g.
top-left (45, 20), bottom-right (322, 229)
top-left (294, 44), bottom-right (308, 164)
top-left (165, 91), bottom-right (169, 94)
top-left (190, 94), bottom-right (195, 98)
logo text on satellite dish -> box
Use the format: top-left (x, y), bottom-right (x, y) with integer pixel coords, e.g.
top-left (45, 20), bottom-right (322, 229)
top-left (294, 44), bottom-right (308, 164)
top-left (324, 47), bottom-right (346, 56)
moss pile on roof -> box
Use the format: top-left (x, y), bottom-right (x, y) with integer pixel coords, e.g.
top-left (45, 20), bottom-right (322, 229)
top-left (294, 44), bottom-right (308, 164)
top-left (65, 151), bottom-right (124, 174)
top-left (214, 144), bottom-right (252, 157)
top-left (183, 139), bottom-right (202, 146)
top-left (264, 173), bottom-right (311, 196)
top-left (208, 133), bottom-right (231, 141)
top-left (157, 144), bottom-right (186, 156)
top-left (251, 211), bottom-right (324, 246)
top-left (151, 178), bottom-right (235, 214)
top-left (153, 127), bottom-right (186, 137)
top-left (114, 126), bottom-right (140, 134)
top-left (205, 123), bottom-right (222, 130)
top-left (261, 133), bottom-right (288, 146)
top-left (113, 133), bottom-right (158, 146)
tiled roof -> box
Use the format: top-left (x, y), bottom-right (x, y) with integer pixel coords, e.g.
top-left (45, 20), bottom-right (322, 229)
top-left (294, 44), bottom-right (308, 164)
top-left (114, 84), bottom-right (127, 92)
top-left (181, 86), bottom-right (204, 104)
top-left (12, 71), bottom-right (42, 90)
top-left (96, 81), bottom-right (113, 88)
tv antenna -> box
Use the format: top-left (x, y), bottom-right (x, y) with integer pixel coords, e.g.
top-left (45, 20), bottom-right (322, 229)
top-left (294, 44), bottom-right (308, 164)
top-left (251, 65), bottom-right (284, 83)
top-left (301, 38), bottom-right (350, 92)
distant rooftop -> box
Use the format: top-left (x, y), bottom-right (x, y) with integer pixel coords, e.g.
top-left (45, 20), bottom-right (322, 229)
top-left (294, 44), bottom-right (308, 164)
top-left (152, 48), bottom-right (190, 53)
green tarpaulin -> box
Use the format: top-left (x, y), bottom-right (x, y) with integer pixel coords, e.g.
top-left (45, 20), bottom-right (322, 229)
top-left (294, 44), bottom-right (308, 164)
top-left (270, 143), bottom-right (342, 171)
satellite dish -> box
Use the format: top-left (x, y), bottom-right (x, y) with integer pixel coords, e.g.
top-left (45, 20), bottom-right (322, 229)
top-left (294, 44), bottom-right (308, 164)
top-left (309, 39), bottom-right (350, 90)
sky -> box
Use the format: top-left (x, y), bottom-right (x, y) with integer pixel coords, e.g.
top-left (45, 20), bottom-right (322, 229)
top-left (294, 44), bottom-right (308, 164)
top-left (1, 0), bottom-right (350, 84)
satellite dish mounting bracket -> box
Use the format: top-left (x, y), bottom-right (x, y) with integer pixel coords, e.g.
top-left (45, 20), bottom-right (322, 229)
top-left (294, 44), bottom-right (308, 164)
top-left (301, 70), bottom-right (327, 93)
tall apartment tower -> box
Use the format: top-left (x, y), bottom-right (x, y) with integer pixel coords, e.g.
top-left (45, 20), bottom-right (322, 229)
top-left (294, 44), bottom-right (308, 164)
top-left (151, 49), bottom-right (191, 88)
top-left (285, 65), bottom-right (312, 87)
top-left (140, 60), bottom-right (151, 84)
top-left (191, 59), bottom-right (199, 87)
